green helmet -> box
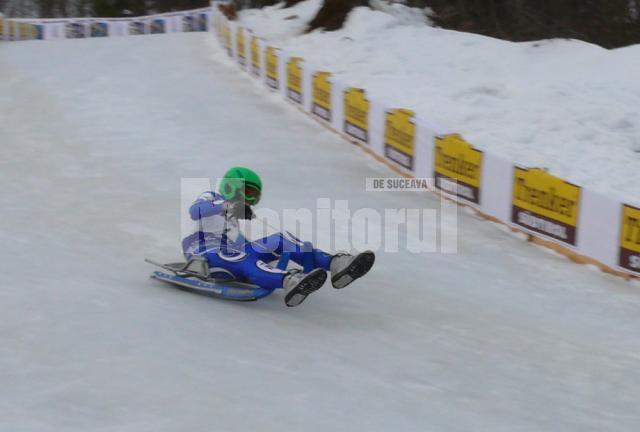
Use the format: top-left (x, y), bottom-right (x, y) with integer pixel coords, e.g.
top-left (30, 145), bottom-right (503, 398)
top-left (219, 167), bottom-right (262, 205)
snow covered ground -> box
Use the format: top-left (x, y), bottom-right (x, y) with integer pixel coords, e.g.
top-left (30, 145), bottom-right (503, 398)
top-left (239, 0), bottom-right (640, 201)
top-left (2, 33), bottom-right (640, 431)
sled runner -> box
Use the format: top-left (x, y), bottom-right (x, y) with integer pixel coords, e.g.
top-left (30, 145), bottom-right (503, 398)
top-left (145, 258), bottom-right (277, 301)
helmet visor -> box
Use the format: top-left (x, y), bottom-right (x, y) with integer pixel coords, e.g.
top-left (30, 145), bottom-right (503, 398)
top-left (243, 185), bottom-right (261, 204)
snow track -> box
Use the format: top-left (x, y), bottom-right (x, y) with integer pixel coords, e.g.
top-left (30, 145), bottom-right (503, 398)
top-left (1, 34), bottom-right (640, 432)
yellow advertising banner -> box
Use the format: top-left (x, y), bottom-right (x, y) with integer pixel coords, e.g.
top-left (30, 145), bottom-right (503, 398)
top-left (384, 109), bottom-right (416, 170)
top-left (265, 46), bottom-right (279, 89)
top-left (343, 88), bottom-right (369, 143)
top-left (287, 57), bottom-right (303, 104)
top-left (434, 134), bottom-right (483, 204)
top-left (224, 23), bottom-right (231, 56)
top-left (222, 20), bottom-right (227, 43)
top-left (21, 23), bottom-right (35, 40)
top-left (250, 35), bottom-right (260, 76)
top-left (236, 27), bottom-right (246, 65)
top-left (511, 167), bottom-right (581, 245)
top-left (10, 20), bottom-right (18, 41)
top-left (312, 72), bottom-right (332, 122)
top-left (619, 204), bottom-right (640, 274)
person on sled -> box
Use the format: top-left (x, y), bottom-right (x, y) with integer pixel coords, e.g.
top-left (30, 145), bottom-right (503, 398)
top-left (181, 167), bottom-right (375, 307)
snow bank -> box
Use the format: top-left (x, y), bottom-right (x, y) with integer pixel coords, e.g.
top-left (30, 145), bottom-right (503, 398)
top-left (239, 0), bottom-right (323, 42)
top-left (239, 1), bottom-right (640, 200)
top-left (217, 6), bottom-right (640, 278)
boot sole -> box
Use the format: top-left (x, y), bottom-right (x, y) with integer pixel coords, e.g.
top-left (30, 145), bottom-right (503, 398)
top-left (285, 269), bottom-right (328, 307)
top-left (331, 251), bottom-right (375, 289)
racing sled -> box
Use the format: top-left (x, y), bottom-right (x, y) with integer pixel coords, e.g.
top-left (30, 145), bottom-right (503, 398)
top-left (145, 248), bottom-right (315, 302)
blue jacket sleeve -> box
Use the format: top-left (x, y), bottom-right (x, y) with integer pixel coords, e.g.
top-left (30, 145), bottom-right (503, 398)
top-left (189, 192), bottom-right (227, 221)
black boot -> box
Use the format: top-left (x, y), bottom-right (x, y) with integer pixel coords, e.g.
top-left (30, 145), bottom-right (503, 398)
top-left (329, 251), bottom-right (375, 289)
top-left (283, 268), bottom-right (327, 307)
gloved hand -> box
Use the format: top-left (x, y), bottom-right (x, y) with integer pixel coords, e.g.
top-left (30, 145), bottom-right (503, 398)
top-left (227, 201), bottom-right (255, 220)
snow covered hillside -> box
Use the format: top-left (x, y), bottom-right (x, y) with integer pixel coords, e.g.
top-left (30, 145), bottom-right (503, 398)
top-left (1, 32), bottom-right (640, 432)
top-left (239, 0), bottom-right (640, 200)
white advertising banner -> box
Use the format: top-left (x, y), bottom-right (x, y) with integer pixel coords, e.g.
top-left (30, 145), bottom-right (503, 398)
top-left (577, 190), bottom-right (621, 270)
top-left (164, 15), bottom-right (180, 33)
top-left (299, 59), bottom-right (316, 114)
top-left (478, 151), bottom-right (513, 221)
top-left (45, 21), bottom-right (66, 40)
top-left (413, 119), bottom-right (436, 182)
top-left (277, 49), bottom-right (289, 99)
top-left (329, 78), bottom-right (346, 134)
top-left (4, 7), bottom-right (213, 42)
top-left (369, 98), bottom-right (389, 163)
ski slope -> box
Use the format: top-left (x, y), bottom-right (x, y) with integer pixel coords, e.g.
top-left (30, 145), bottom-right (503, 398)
top-left (1, 33), bottom-right (640, 432)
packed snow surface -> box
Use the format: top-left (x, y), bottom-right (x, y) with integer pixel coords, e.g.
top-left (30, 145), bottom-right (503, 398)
top-left (240, 0), bottom-right (640, 201)
top-left (1, 33), bottom-right (640, 432)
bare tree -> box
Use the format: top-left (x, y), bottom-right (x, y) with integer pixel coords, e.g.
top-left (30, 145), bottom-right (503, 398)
top-left (308, 0), bottom-right (369, 31)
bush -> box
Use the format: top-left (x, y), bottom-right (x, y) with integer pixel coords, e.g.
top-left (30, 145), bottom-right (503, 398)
top-left (425, 0), bottom-right (640, 49)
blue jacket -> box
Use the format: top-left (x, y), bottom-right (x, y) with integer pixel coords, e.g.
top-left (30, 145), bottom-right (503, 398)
top-left (182, 191), bottom-right (246, 255)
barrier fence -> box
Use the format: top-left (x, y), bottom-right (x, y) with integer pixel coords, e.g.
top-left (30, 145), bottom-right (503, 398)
top-left (211, 5), bottom-right (640, 280)
top-left (0, 7), bottom-right (213, 41)
top-left (2, 3), bottom-right (637, 280)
